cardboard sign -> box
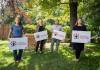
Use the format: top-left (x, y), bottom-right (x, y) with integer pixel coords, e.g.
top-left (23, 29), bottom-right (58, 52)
top-left (9, 37), bottom-right (28, 50)
top-left (72, 31), bottom-right (91, 43)
top-left (52, 30), bottom-right (66, 40)
top-left (34, 31), bottom-right (48, 41)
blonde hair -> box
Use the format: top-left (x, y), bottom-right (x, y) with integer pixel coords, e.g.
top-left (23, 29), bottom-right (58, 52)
top-left (37, 19), bottom-right (44, 26)
top-left (75, 18), bottom-right (82, 26)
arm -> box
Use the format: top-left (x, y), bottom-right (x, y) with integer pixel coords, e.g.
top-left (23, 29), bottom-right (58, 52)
top-left (51, 25), bottom-right (54, 32)
top-left (60, 26), bottom-right (63, 31)
top-left (8, 27), bottom-right (12, 38)
top-left (35, 25), bottom-right (39, 32)
top-left (8, 25), bottom-right (13, 38)
top-left (22, 26), bottom-right (25, 36)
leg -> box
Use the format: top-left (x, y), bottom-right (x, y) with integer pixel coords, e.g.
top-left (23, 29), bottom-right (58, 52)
top-left (40, 40), bottom-right (45, 52)
top-left (36, 41), bottom-right (40, 52)
top-left (18, 49), bottom-right (23, 61)
top-left (55, 39), bottom-right (60, 52)
top-left (50, 38), bottom-right (55, 52)
top-left (75, 50), bottom-right (81, 59)
top-left (75, 44), bottom-right (84, 59)
top-left (13, 50), bottom-right (18, 61)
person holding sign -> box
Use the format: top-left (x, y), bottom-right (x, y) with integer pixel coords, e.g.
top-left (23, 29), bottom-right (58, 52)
top-left (9, 15), bottom-right (24, 63)
top-left (72, 18), bottom-right (87, 61)
top-left (35, 19), bottom-right (46, 53)
top-left (50, 19), bottom-right (63, 52)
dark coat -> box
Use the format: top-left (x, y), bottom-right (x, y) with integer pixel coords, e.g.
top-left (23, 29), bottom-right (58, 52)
top-left (72, 25), bottom-right (87, 51)
top-left (36, 25), bottom-right (46, 43)
top-left (36, 25), bottom-right (45, 32)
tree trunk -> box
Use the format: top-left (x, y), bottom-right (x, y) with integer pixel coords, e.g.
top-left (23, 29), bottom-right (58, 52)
top-left (69, 0), bottom-right (78, 28)
top-left (69, 0), bottom-right (78, 47)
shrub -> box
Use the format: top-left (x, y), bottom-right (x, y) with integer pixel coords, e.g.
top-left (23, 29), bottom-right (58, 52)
top-left (63, 26), bottom-right (71, 42)
top-left (24, 24), bottom-right (36, 33)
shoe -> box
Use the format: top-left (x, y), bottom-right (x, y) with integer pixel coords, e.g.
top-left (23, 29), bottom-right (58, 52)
top-left (73, 58), bottom-right (79, 62)
top-left (15, 60), bottom-right (19, 63)
top-left (40, 51), bottom-right (43, 54)
top-left (35, 51), bottom-right (38, 54)
top-left (76, 59), bottom-right (79, 62)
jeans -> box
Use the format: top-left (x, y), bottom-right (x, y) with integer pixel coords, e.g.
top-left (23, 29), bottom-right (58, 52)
top-left (50, 38), bottom-right (60, 52)
top-left (13, 49), bottom-right (23, 61)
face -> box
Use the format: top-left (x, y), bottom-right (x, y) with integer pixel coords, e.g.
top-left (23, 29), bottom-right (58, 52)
top-left (15, 17), bottom-right (20, 24)
top-left (55, 20), bottom-right (59, 25)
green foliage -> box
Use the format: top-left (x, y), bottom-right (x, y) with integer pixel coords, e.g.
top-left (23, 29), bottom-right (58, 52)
top-left (46, 19), bottom-right (55, 25)
top-left (40, 0), bottom-right (60, 10)
top-left (24, 24), bottom-right (36, 33)
top-left (63, 26), bottom-right (71, 32)
top-left (4, 16), bottom-right (14, 24)
top-left (78, 0), bottom-right (100, 31)
top-left (45, 25), bottom-right (52, 39)
top-left (63, 26), bottom-right (71, 42)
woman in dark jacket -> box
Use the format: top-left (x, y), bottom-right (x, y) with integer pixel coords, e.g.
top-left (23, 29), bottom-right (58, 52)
top-left (35, 19), bottom-right (46, 53)
top-left (72, 18), bottom-right (87, 61)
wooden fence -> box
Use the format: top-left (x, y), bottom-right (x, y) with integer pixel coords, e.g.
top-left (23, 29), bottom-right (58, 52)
top-left (0, 24), bottom-right (10, 40)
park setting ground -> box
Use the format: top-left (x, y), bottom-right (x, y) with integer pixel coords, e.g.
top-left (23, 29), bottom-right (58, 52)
top-left (0, 41), bottom-right (100, 70)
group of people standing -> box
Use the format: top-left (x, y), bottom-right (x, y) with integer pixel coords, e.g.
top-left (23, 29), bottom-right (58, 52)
top-left (35, 19), bottom-right (63, 53)
top-left (8, 15), bottom-right (87, 63)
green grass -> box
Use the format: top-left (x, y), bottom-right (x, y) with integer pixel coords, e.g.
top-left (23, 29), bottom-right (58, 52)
top-left (0, 41), bottom-right (100, 70)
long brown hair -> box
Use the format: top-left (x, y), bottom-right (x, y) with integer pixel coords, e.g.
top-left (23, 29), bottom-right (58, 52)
top-left (15, 15), bottom-right (22, 26)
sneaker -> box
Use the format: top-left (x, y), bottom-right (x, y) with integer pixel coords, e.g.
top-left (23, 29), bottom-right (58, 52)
top-left (73, 58), bottom-right (79, 62)
top-left (15, 60), bottom-right (19, 63)
top-left (40, 51), bottom-right (43, 54)
top-left (35, 51), bottom-right (38, 54)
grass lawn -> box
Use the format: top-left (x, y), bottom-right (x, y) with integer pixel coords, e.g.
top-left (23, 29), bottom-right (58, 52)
top-left (0, 41), bottom-right (100, 70)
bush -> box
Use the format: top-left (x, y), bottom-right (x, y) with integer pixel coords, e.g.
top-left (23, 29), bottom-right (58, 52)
top-left (45, 19), bottom-right (55, 25)
top-left (24, 24), bottom-right (36, 33)
top-left (45, 25), bottom-right (52, 41)
top-left (63, 26), bottom-right (71, 42)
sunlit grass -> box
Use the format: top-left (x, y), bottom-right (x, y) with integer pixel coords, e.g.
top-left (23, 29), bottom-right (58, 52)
top-left (0, 41), bottom-right (100, 70)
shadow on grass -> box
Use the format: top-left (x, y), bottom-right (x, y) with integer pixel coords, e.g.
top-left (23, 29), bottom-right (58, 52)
top-left (0, 43), bottom-right (100, 70)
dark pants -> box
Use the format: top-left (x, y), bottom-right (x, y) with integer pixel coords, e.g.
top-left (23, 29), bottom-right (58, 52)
top-left (13, 49), bottom-right (23, 61)
top-left (36, 40), bottom-right (45, 52)
top-left (72, 43), bottom-right (84, 59)
top-left (75, 50), bottom-right (81, 59)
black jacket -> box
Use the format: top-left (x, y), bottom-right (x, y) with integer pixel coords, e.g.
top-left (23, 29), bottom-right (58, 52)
top-left (72, 25), bottom-right (87, 50)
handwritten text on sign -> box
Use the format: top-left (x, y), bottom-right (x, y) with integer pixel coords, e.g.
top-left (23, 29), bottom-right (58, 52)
top-left (72, 31), bottom-right (91, 43)
top-left (9, 37), bottom-right (28, 50)
top-left (52, 30), bottom-right (66, 40)
top-left (34, 31), bottom-right (48, 41)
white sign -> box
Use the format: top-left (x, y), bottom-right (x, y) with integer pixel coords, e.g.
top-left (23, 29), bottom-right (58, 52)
top-left (72, 31), bottom-right (91, 43)
top-left (52, 30), bottom-right (66, 40)
top-left (9, 37), bottom-right (28, 50)
top-left (34, 31), bottom-right (48, 41)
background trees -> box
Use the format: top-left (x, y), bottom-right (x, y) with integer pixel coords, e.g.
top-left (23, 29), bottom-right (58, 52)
top-left (0, 0), bottom-right (99, 42)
